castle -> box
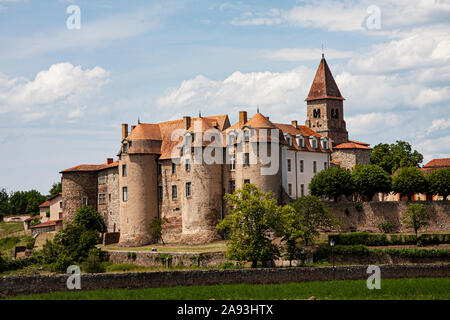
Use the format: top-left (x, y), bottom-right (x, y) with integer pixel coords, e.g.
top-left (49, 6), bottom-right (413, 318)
top-left (59, 56), bottom-right (371, 246)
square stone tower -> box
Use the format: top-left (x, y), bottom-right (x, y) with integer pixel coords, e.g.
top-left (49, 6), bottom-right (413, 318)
top-left (305, 54), bottom-right (349, 146)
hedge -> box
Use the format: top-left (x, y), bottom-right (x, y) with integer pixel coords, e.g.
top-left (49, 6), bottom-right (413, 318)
top-left (313, 245), bottom-right (450, 262)
top-left (328, 232), bottom-right (450, 246)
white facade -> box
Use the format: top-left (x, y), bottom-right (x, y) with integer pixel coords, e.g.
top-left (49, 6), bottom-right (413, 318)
top-left (282, 147), bottom-right (330, 199)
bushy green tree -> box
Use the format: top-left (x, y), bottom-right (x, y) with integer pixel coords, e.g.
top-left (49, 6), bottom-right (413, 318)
top-left (149, 217), bottom-right (169, 244)
top-left (402, 203), bottom-right (430, 237)
top-left (0, 188), bottom-right (9, 216)
top-left (290, 195), bottom-right (339, 246)
top-left (392, 167), bottom-right (428, 201)
top-left (309, 167), bottom-right (354, 202)
top-left (351, 164), bottom-right (392, 201)
top-left (73, 205), bottom-right (107, 233)
top-left (370, 140), bottom-right (423, 174)
top-left (216, 184), bottom-right (280, 268)
top-left (8, 190), bottom-right (46, 216)
top-left (278, 205), bottom-right (306, 266)
top-left (426, 168), bottom-right (450, 200)
top-left (48, 182), bottom-right (62, 197)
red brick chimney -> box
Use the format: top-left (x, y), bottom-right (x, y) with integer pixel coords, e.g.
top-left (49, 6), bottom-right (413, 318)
top-left (239, 111), bottom-right (247, 128)
top-left (183, 116), bottom-right (191, 130)
top-left (292, 120), bottom-right (298, 128)
top-left (121, 124), bottom-right (128, 140)
top-left (106, 158), bottom-right (113, 164)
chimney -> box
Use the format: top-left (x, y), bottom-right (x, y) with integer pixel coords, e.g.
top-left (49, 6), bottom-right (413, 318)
top-left (106, 158), bottom-right (113, 164)
top-left (121, 123), bottom-right (128, 140)
top-left (183, 116), bottom-right (191, 130)
top-left (292, 120), bottom-right (298, 128)
top-left (131, 125), bottom-right (136, 131)
top-left (239, 111), bottom-right (247, 128)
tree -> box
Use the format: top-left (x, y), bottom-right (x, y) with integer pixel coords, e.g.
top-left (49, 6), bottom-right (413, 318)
top-left (25, 190), bottom-right (46, 216)
top-left (216, 183), bottom-right (280, 268)
top-left (309, 167), bottom-right (354, 202)
top-left (148, 217), bottom-right (169, 244)
top-left (48, 182), bottom-right (62, 197)
top-left (401, 203), bottom-right (430, 237)
top-left (427, 168), bottom-right (450, 200)
top-left (290, 195), bottom-right (339, 246)
top-left (351, 164), bottom-right (392, 201)
top-left (392, 167), bottom-right (428, 201)
top-left (0, 188), bottom-right (9, 216)
top-left (370, 140), bottom-right (423, 174)
top-left (72, 205), bottom-right (107, 233)
top-left (278, 205), bottom-right (306, 266)
top-left (8, 190), bottom-right (45, 216)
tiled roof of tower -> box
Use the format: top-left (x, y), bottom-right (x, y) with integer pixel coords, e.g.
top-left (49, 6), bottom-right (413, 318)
top-left (333, 142), bottom-right (372, 150)
top-left (60, 161), bottom-right (119, 173)
top-left (244, 113), bottom-right (277, 129)
top-left (423, 158), bottom-right (450, 168)
top-left (306, 55), bottom-right (344, 101)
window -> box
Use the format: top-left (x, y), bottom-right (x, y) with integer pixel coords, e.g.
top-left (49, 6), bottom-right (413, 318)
top-left (157, 163), bottom-right (162, 176)
top-left (98, 194), bottom-right (106, 205)
top-left (243, 130), bottom-right (250, 142)
top-left (296, 136), bottom-right (304, 148)
top-left (287, 159), bottom-right (292, 172)
top-left (172, 185), bottom-right (178, 200)
top-left (157, 186), bottom-right (163, 201)
top-left (185, 182), bottom-right (192, 197)
top-left (59, 212), bottom-right (63, 219)
top-left (301, 184), bottom-right (305, 196)
top-left (284, 134), bottom-right (292, 146)
top-left (110, 211), bottom-right (112, 216)
top-left (185, 133), bottom-right (192, 146)
top-left (228, 133), bottom-right (236, 145)
top-left (310, 138), bottom-right (318, 149)
top-left (244, 153), bottom-right (250, 167)
top-left (324, 162), bottom-right (328, 169)
top-left (122, 143), bottom-right (128, 153)
top-left (313, 109), bottom-right (321, 118)
top-left (109, 193), bottom-right (111, 202)
top-left (244, 179), bottom-right (250, 185)
top-left (59, 201), bottom-right (62, 209)
top-left (229, 180), bottom-right (235, 193)
top-left (82, 197), bottom-right (88, 206)
top-left (122, 164), bottom-right (127, 177)
top-left (321, 139), bottom-right (328, 149)
top-left (288, 183), bottom-right (292, 196)
top-left (98, 175), bottom-right (107, 184)
top-left (185, 158), bottom-right (191, 171)
top-left (172, 163), bottom-right (176, 174)
top-left (300, 160), bottom-right (304, 173)
top-left (230, 154), bottom-right (236, 171)
top-left (313, 161), bottom-right (317, 174)
top-left (122, 187), bottom-right (128, 202)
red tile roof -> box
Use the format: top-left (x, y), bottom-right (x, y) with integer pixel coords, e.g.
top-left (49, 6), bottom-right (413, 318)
top-left (306, 56), bottom-right (344, 101)
top-left (348, 139), bottom-right (370, 146)
top-left (60, 161), bottom-right (118, 173)
top-left (31, 219), bottom-right (62, 229)
top-left (423, 158), bottom-right (450, 168)
top-left (333, 142), bottom-right (372, 150)
top-left (39, 200), bottom-right (50, 208)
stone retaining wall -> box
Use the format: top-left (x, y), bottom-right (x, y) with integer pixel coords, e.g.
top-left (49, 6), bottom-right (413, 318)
top-left (1, 263), bottom-right (449, 298)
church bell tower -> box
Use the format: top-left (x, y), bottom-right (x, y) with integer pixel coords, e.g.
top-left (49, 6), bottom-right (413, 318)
top-left (305, 54), bottom-right (348, 146)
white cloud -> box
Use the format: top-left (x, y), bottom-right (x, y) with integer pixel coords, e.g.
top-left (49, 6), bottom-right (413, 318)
top-left (346, 112), bottom-right (403, 136)
top-left (426, 118), bottom-right (450, 134)
top-left (0, 62), bottom-right (110, 121)
top-left (264, 48), bottom-right (354, 61)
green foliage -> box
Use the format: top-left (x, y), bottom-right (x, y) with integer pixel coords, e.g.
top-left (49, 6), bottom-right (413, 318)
top-left (0, 188), bottom-right (9, 216)
top-left (73, 205), bottom-right (106, 233)
top-left (159, 254), bottom-right (173, 267)
top-left (426, 168), bottom-right (450, 200)
top-left (148, 217), bottom-right (169, 244)
top-left (127, 252), bottom-right (137, 260)
top-left (50, 254), bottom-right (73, 273)
top-left (289, 196), bottom-right (339, 246)
top-left (0, 236), bottom-right (22, 253)
top-left (351, 164), bottom-right (392, 200)
top-left (216, 183), bottom-right (280, 267)
top-left (370, 140), bottom-right (423, 174)
top-left (45, 210), bottom-right (50, 218)
top-left (402, 203), bottom-right (430, 237)
top-left (278, 205), bottom-right (305, 265)
top-left (7, 190), bottom-right (46, 216)
top-left (30, 216), bottom-right (41, 227)
top-left (48, 182), bottom-right (62, 197)
top-left (83, 249), bottom-right (106, 273)
top-left (392, 167), bottom-right (428, 200)
top-left (309, 167), bottom-right (354, 201)
top-left (328, 233), bottom-right (389, 246)
top-left (377, 221), bottom-right (397, 233)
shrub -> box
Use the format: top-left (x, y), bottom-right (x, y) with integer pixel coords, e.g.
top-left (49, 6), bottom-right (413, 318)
top-left (328, 233), bottom-right (389, 246)
top-left (50, 254), bottom-right (73, 273)
top-left (46, 210), bottom-right (50, 218)
top-left (73, 206), bottom-right (106, 233)
top-left (378, 221), bottom-right (397, 233)
top-left (148, 217), bottom-right (169, 244)
top-left (83, 249), bottom-right (106, 273)
top-left (402, 203), bottom-right (430, 237)
top-left (127, 252), bottom-right (137, 260)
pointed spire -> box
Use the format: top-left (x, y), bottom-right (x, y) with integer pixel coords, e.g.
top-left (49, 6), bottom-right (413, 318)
top-left (199, 111), bottom-right (202, 118)
top-left (257, 105), bottom-right (260, 113)
top-left (305, 56), bottom-right (344, 101)
top-left (138, 116), bottom-right (141, 124)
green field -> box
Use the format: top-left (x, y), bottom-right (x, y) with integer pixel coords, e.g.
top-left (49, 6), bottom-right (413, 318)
top-left (6, 278), bottom-right (450, 300)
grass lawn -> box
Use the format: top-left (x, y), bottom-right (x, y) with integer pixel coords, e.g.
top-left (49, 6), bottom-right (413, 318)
top-left (0, 222), bottom-right (24, 238)
top-left (6, 278), bottom-right (450, 300)
top-left (102, 240), bottom-right (228, 253)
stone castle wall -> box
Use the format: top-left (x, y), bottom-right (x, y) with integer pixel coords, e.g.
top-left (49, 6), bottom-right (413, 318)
top-left (97, 167), bottom-right (120, 233)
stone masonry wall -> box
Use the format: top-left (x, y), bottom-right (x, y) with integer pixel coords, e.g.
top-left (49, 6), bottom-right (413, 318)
top-left (327, 200), bottom-right (450, 233)
top-left (1, 264), bottom-right (449, 298)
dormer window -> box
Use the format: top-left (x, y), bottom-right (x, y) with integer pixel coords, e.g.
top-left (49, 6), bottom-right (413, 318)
top-left (296, 135), bottom-right (304, 148)
top-left (284, 134), bottom-right (292, 147)
top-left (321, 138), bottom-right (328, 150)
top-left (310, 137), bottom-right (318, 149)
top-left (228, 131), bottom-right (236, 145)
top-left (122, 142), bottom-right (128, 153)
top-left (185, 132), bottom-right (192, 146)
top-left (243, 130), bottom-right (250, 142)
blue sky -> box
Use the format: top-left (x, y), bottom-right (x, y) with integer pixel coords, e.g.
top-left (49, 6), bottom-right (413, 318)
top-left (0, 0), bottom-right (449, 194)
